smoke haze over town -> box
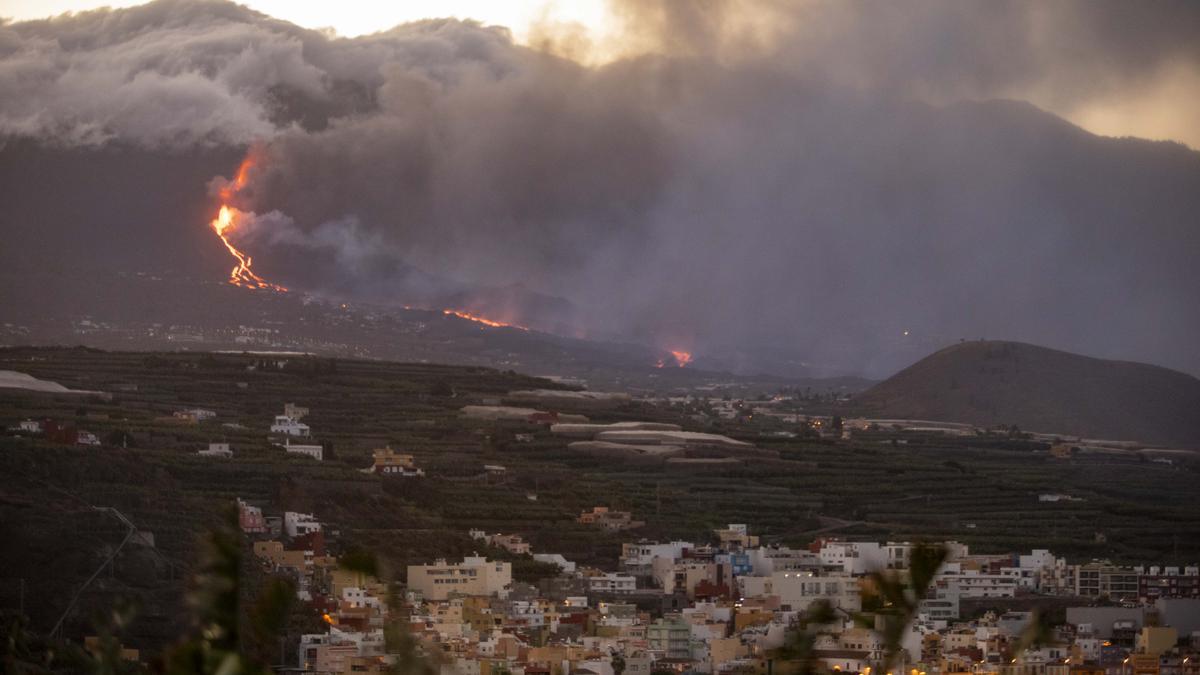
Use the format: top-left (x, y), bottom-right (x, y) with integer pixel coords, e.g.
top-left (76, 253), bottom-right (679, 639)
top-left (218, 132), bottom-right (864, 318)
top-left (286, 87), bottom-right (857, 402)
top-left (2, 0), bottom-right (1199, 377)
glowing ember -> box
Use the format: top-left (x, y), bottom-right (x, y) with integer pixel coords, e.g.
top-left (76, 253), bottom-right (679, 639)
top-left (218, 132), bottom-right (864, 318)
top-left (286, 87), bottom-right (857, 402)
top-left (442, 309), bottom-right (528, 331)
top-left (209, 152), bottom-right (287, 292)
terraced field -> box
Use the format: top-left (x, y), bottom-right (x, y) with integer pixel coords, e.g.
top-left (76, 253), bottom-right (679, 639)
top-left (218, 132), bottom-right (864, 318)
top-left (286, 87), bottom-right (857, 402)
top-left (1, 346), bottom-right (1197, 648)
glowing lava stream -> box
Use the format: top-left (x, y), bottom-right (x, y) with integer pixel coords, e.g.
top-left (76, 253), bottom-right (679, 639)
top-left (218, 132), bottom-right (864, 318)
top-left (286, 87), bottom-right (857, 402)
top-left (209, 151), bottom-right (288, 292)
top-left (655, 350), bottom-right (694, 368)
top-left (442, 309), bottom-right (528, 331)
top-left (209, 152), bottom-right (526, 329)
top-left (211, 205), bottom-right (289, 292)
top-left (671, 350), bottom-right (693, 366)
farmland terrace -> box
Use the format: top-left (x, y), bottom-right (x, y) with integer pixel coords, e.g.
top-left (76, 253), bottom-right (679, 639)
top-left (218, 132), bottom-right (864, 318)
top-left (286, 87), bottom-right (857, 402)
top-left (0, 346), bottom-right (1197, 646)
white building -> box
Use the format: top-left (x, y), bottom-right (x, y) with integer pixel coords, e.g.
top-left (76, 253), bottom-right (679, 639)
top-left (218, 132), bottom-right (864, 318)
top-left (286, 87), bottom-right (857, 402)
top-left (342, 587), bottom-right (383, 610)
top-left (819, 541), bottom-right (888, 575)
top-left (588, 572), bottom-right (637, 594)
top-left (285, 511), bottom-right (322, 537)
top-left (884, 540), bottom-right (968, 569)
top-left (76, 430), bottom-right (101, 446)
top-left (739, 571), bottom-right (861, 613)
top-left (533, 553), bottom-right (577, 574)
top-left (407, 556), bottom-right (513, 601)
top-left (747, 545), bottom-right (824, 575)
top-left (199, 442), bottom-right (232, 458)
top-left (284, 438), bottom-right (323, 460)
top-left (175, 408), bottom-right (216, 422)
top-left (933, 564), bottom-right (1019, 599)
top-left (17, 419), bottom-right (43, 433)
top-left (271, 415), bottom-right (311, 437)
top-left (621, 541), bottom-right (694, 571)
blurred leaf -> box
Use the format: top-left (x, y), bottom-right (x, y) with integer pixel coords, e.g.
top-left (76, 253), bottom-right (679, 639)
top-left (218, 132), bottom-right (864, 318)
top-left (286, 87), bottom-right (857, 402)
top-left (340, 549), bottom-right (380, 577)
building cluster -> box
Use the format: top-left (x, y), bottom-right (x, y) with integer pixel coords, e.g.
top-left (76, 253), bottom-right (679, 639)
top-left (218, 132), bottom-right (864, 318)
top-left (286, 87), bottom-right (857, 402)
top-left (173, 408), bottom-right (217, 423)
top-left (578, 506), bottom-right (645, 531)
top-left (471, 530), bottom-right (531, 555)
top-left (376, 526), bottom-right (1198, 675)
top-left (9, 418), bottom-right (101, 446)
top-left (269, 402), bottom-right (326, 460)
top-left (232, 496), bottom-right (1200, 675)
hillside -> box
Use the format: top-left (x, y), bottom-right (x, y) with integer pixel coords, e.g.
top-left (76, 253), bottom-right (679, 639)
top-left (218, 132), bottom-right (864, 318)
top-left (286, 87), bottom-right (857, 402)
top-left (1, 346), bottom-right (1198, 651)
top-left (852, 341), bottom-right (1200, 446)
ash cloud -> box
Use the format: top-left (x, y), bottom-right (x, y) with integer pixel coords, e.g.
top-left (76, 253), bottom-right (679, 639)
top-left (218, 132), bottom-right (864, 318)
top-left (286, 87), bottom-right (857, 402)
top-left (2, 0), bottom-right (1199, 377)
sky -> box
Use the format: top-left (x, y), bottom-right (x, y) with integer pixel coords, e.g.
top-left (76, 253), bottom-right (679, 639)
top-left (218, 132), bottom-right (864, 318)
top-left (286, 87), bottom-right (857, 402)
top-left (4, 0), bottom-right (1198, 147)
top-left (2, 0), bottom-right (615, 43)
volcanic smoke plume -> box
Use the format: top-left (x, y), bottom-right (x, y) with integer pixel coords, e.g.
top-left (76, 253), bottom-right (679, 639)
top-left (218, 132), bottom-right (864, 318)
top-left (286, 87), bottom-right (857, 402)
top-left (2, 0), bottom-right (1199, 376)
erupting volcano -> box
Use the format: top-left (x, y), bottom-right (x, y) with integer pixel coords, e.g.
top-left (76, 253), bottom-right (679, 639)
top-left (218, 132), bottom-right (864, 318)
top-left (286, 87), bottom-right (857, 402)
top-left (209, 152), bottom-right (287, 292)
top-left (208, 151), bottom-right (531, 329)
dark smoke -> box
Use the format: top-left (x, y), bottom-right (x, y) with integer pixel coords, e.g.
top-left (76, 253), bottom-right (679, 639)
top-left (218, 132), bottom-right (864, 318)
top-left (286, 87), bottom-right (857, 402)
top-left (2, 0), bottom-right (1198, 377)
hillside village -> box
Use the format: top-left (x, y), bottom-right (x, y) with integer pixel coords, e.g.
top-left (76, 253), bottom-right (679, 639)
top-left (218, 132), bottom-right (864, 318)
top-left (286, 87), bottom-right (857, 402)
top-left (0, 347), bottom-right (1197, 675)
top-left (238, 496), bottom-right (1200, 675)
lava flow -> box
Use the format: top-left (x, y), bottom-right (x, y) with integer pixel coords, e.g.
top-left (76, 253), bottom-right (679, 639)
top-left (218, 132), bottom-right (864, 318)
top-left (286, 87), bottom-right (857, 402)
top-left (209, 152), bottom-right (287, 292)
top-left (671, 350), bottom-right (693, 366)
top-left (443, 309), bottom-right (528, 331)
top-left (656, 350), bottom-right (694, 368)
top-left (211, 205), bottom-right (288, 292)
top-left (209, 153), bottom-right (529, 328)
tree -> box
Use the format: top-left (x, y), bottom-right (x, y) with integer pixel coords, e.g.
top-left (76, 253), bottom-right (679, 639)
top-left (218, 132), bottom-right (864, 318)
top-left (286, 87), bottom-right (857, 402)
top-left (105, 430), bottom-right (136, 448)
top-left (858, 543), bottom-right (948, 672)
top-left (611, 652), bottom-right (626, 675)
top-left (163, 507), bottom-right (293, 674)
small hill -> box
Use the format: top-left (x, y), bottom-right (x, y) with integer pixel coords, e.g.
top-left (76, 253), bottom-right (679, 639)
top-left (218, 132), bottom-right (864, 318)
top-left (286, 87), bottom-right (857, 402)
top-left (852, 341), bottom-right (1200, 446)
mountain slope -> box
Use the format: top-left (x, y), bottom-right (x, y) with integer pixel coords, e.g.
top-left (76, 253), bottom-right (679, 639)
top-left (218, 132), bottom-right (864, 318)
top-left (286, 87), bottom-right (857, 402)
top-left (852, 341), bottom-right (1200, 445)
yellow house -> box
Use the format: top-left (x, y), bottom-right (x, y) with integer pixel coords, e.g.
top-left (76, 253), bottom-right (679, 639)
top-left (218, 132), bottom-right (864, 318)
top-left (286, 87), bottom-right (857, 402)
top-left (371, 447), bottom-right (424, 476)
top-left (710, 637), bottom-right (750, 667)
top-left (408, 556), bottom-right (512, 600)
top-left (1138, 626), bottom-right (1177, 656)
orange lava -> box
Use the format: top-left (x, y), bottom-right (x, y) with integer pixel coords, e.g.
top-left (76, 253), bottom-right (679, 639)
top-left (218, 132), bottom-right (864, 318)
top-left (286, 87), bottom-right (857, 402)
top-left (442, 309), bottom-right (528, 331)
top-left (654, 350), bottom-right (694, 368)
top-left (670, 350), bottom-right (693, 367)
top-left (210, 152), bottom-right (531, 328)
top-left (210, 151), bottom-right (288, 293)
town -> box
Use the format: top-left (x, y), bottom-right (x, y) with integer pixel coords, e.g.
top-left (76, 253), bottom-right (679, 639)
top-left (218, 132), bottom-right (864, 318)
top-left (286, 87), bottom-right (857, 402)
top-left (238, 498), bottom-right (1199, 675)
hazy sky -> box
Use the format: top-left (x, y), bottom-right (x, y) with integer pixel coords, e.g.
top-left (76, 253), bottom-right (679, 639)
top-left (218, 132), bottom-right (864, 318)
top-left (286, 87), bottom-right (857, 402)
top-left (5, 0), bottom-right (1198, 147)
top-left (2, 0), bottom-right (615, 42)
